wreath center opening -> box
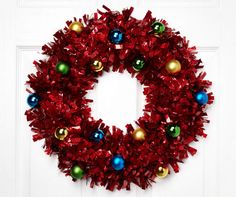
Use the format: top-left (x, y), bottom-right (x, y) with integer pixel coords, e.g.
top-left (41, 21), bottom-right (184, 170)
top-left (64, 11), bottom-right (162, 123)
top-left (87, 71), bottom-right (145, 132)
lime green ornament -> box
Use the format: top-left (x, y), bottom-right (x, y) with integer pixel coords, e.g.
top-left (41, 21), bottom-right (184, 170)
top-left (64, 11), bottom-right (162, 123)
top-left (132, 58), bottom-right (145, 71)
top-left (56, 62), bottom-right (70, 74)
top-left (70, 165), bottom-right (84, 179)
top-left (152, 21), bottom-right (165, 34)
top-left (166, 124), bottom-right (180, 138)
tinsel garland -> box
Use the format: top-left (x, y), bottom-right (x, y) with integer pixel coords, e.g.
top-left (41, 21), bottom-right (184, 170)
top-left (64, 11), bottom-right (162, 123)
top-left (25, 6), bottom-right (213, 191)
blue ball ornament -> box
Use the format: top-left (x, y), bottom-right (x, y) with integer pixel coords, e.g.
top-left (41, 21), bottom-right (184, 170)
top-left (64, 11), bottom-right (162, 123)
top-left (90, 129), bottom-right (104, 142)
top-left (111, 155), bottom-right (125, 171)
top-left (27, 93), bottom-right (40, 108)
top-left (195, 91), bottom-right (208, 105)
top-left (109, 29), bottom-right (124, 44)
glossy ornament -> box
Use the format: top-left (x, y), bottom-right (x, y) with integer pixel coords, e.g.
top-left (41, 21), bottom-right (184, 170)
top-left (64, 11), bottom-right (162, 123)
top-left (69, 21), bottom-right (83, 34)
top-left (90, 129), bottom-right (104, 142)
top-left (111, 155), bottom-right (125, 171)
top-left (165, 59), bottom-right (181, 74)
top-left (132, 128), bottom-right (146, 141)
top-left (152, 21), bottom-right (165, 34)
top-left (27, 93), bottom-right (40, 108)
top-left (166, 124), bottom-right (180, 138)
top-left (54, 128), bottom-right (68, 140)
top-left (109, 29), bottom-right (124, 44)
top-left (56, 62), bottom-right (70, 74)
top-left (70, 165), bottom-right (84, 179)
top-left (92, 60), bottom-right (103, 72)
top-left (195, 91), bottom-right (208, 105)
top-left (157, 166), bottom-right (169, 178)
top-left (132, 58), bottom-right (145, 71)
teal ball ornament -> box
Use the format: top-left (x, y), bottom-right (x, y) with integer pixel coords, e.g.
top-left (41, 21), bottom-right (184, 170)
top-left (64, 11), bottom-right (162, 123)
top-left (27, 93), bottom-right (40, 108)
top-left (195, 91), bottom-right (208, 105)
top-left (111, 155), bottom-right (125, 171)
top-left (109, 29), bottom-right (124, 44)
top-left (90, 129), bottom-right (104, 142)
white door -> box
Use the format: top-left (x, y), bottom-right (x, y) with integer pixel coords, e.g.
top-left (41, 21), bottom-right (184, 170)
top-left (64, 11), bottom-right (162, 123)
top-left (1, 0), bottom-right (235, 196)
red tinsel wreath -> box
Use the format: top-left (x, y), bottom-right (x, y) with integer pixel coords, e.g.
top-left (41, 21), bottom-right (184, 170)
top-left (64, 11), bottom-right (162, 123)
top-left (25, 6), bottom-right (214, 191)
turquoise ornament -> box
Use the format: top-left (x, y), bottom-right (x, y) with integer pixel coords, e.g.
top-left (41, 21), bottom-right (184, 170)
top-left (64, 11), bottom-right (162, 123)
top-left (195, 91), bottom-right (208, 105)
top-left (90, 129), bottom-right (104, 142)
top-left (27, 93), bottom-right (40, 108)
top-left (109, 29), bottom-right (124, 44)
top-left (111, 155), bottom-right (125, 171)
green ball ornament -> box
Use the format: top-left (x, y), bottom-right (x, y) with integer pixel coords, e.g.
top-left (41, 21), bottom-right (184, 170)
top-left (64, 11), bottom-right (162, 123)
top-left (56, 62), bottom-right (70, 74)
top-left (132, 58), bottom-right (145, 71)
top-left (166, 124), bottom-right (180, 138)
top-left (152, 21), bottom-right (165, 34)
top-left (70, 165), bottom-right (84, 179)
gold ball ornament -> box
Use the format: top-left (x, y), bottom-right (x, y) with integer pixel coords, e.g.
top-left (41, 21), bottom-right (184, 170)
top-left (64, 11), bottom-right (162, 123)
top-left (92, 60), bottom-right (103, 72)
top-left (69, 21), bottom-right (83, 34)
top-left (54, 128), bottom-right (68, 140)
top-left (132, 128), bottom-right (146, 141)
top-left (157, 166), bottom-right (169, 178)
top-left (165, 59), bottom-right (181, 74)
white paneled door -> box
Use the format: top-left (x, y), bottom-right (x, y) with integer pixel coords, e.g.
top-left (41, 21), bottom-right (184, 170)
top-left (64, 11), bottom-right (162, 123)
top-left (0, 0), bottom-right (236, 197)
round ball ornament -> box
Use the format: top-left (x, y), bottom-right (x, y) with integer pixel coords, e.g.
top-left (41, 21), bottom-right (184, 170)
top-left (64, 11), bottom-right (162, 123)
top-left (132, 128), bottom-right (146, 141)
top-left (92, 60), bottom-right (103, 72)
top-left (90, 129), bottom-right (104, 142)
top-left (25, 6), bottom-right (214, 191)
top-left (109, 29), bottom-right (124, 44)
top-left (195, 91), bottom-right (208, 105)
top-left (111, 155), bottom-right (125, 171)
top-left (71, 165), bottom-right (84, 179)
top-left (132, 58), bottom-right (145, 71)
top-left (56, 62), bottom-right (70, 74)
top-left (27, 93), bottom-right (40, 108)
top-left (165, 59), bottom-right (181, 74)
top-left (54, 128), bottom-right (68, 140)
top-left (166, 124), bottom-right (181, 138)
top-left (69, 21), bottom-right (83, 34)
top-left (157, 167), bottom-right (169, 178)
top-left (152, 21), bottom-right (165, 34)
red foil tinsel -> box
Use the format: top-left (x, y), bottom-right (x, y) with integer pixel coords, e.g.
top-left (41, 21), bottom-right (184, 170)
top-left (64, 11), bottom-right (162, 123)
top-left (25, 6), bottom-right (214, 191)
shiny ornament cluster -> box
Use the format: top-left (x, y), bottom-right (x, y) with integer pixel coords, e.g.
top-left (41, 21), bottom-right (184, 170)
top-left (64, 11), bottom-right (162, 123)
top-left (25, 6), bottom-right (213, 191)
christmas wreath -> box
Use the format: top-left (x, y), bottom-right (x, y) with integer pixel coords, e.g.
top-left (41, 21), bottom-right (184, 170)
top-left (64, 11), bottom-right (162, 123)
top-left (25, 6), bottom-right (214, 191)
